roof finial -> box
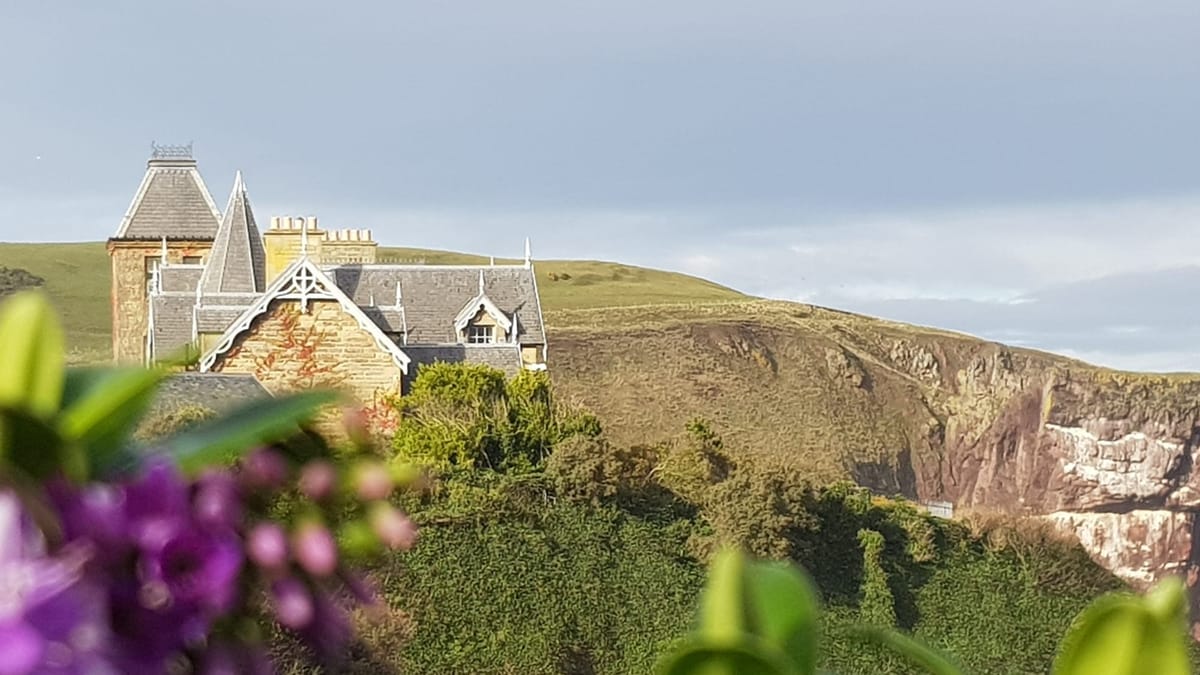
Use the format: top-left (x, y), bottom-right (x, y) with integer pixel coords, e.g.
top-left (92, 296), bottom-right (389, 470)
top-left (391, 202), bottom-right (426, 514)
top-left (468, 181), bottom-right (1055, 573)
top-left (160, 236), bottom-right (168, 264)
top-left (489, 255), bottom-right (495, 266)
top-left (233, 169), bottom-right (244, 193)
top-left (524, 237), bottom-right (532, 268)
top-left (300, 216), bottom-right (309, 258)
top-left (478, 269), bottom-right (486, 294)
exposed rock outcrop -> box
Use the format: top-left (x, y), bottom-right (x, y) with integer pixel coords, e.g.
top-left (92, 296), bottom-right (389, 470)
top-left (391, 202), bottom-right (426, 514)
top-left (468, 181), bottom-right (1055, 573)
top-left (916, 371), bottom-right (1200, 633)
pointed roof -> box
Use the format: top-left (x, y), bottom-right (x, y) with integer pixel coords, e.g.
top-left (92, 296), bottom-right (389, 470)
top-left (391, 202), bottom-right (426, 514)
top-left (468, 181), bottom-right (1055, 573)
top-left (113, 152), bottom-right (222, 240)
top-left (199, 171), bottom-right (267, 295)
top-left (199, 257), bottom-right (411, 373)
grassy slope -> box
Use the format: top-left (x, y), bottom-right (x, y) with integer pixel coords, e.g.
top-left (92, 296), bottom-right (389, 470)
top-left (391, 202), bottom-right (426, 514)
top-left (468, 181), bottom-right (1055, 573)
top-left (6, 241), bottom-right (1198, 486)
top-left (0, 242), bottom-right (746, 362)
top-left (0, 242), bottom-right (111, 363)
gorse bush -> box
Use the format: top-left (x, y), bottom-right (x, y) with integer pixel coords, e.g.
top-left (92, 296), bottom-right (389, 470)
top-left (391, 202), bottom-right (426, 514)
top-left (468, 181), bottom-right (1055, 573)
top-left (390, 363), bottom-right (599, 472)
top-left (360, 366), bottom-right (1146, 674)
top-left (659, 548), bottom-right (1193, 675)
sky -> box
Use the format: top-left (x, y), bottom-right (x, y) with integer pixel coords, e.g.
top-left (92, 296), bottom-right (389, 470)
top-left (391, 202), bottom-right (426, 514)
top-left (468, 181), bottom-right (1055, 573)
top-left (1, 1), bottom-right (1199, 371)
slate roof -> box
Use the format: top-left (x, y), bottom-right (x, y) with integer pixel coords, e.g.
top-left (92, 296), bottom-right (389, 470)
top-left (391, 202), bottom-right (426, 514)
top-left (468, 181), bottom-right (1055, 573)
top-left (114, 158), bottom-right (221, 240)
top-left (148, 373), bottom-right (269, 417)
top-left (196, 306), bottom-right (251, 332)
top-left (199, 172), bottom-right (267, 295)
top-left (159, 265), bottom-right (204, 293)
top-left (405, 344), bottom-right (524, 377)
top-left (150, 294), bottom-right (197, 357)
top-left (326, 265), bottom-right (545, 345)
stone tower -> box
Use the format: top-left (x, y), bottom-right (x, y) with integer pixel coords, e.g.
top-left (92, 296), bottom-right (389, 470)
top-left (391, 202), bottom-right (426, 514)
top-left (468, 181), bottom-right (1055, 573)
top-left (107, 144), bottom-right (221, 363)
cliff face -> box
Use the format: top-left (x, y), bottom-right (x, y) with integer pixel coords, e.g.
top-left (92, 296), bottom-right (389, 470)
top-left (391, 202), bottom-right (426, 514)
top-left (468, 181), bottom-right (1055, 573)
top-left (918, 368), bottom-right (1200, 634)
top-left (547, 300), bottom-right (1200, 630)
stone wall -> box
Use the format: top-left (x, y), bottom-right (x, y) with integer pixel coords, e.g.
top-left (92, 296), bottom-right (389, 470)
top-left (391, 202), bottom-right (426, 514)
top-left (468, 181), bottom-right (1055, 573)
top-left (211, 298), bottom-right (405, 405)
top-left (108, 240), bottom-right (211, 364)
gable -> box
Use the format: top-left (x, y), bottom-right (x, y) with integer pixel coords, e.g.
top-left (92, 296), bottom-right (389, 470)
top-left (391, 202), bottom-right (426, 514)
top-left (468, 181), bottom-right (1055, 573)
top-left (199, 257), bottom-right (410, 374)
top-left (208, 298), bottom-right (407, 402)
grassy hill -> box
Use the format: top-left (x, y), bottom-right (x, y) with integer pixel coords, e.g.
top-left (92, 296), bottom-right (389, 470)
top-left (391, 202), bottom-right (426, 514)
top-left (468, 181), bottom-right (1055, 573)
top-left (0, 242), bottom-right (746, 363)
top-left (6, 241), bottom-right (1195, 492)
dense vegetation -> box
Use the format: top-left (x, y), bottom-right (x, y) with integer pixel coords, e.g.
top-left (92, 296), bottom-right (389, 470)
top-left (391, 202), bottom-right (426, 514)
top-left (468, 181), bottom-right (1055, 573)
top-left (0, 265), bottom-right (44, 296)
top-left (331, 364), bottom-right (1126, 674)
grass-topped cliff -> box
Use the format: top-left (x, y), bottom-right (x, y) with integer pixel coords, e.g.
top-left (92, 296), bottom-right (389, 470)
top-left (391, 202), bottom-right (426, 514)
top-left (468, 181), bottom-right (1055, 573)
top-left (12, 241), bottom-right (1200, 672)
top-left (5, 241), bottom-right (1199, 497)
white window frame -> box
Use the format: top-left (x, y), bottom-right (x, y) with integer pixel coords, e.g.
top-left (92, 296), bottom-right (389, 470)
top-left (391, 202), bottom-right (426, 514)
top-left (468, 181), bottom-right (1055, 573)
top-left (467, 324), bottom-right (495, 344)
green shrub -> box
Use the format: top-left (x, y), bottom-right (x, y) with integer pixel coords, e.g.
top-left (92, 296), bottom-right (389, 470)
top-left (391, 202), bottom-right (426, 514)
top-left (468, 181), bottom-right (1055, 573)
top-left (391, 363), bottom-right (598, 472)
top-left (377, 503), bottom-right (703, 674)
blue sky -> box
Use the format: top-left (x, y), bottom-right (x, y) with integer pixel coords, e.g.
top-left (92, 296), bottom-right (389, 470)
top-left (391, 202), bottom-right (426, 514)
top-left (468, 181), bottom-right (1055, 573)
top-left (2, 1), bottom-right (1199, 370)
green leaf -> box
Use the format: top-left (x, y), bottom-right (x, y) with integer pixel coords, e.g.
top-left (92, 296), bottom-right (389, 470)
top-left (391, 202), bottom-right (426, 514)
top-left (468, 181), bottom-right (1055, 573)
top-left (0, 407), bottom-right (71, 480)
top-left (854, 626), bottom-right (966, 675)
top-left (0, 292), bottom-right (64, 421)
top-left (658, 638), bottom-right (798, 675)
top-left (149, 390), bottom-right (340, 475)
top-left (744, 561), bottom-right (820, 675)
top-left (59, 367), bottom-right (165, 477)
top-left (1052, 578), bottom-right (1190, 675)
top-left (700, 548), bottom-right (748, 644)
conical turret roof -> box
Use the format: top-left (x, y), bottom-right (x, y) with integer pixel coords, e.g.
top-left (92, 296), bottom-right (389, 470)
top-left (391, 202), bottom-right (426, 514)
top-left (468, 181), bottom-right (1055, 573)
top-left (199, 171), bottom-right (266, 295)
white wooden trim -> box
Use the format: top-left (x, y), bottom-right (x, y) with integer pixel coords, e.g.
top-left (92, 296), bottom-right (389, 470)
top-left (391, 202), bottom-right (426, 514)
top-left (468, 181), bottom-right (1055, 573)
top-left (199, 257), bottom-right (411, 373)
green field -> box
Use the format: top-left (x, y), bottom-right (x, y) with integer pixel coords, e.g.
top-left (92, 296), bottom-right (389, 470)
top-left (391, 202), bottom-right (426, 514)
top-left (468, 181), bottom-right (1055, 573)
top-left (0, 242), bottom-right (747, 363)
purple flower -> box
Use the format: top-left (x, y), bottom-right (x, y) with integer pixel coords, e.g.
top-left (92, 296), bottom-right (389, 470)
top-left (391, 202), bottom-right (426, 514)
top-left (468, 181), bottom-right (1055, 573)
top-left (47, 482), bottom-right (128, 563)
top-left (0, 493), bottom-right (115, 675)
top-left (142, 528), bottom-right (243, 614)
top-left (123, 460), bottom-right (191, 553)
top-left (296, 591), bottom-right (352, 665)
top-left (196, 640), bottom-right (274, 675)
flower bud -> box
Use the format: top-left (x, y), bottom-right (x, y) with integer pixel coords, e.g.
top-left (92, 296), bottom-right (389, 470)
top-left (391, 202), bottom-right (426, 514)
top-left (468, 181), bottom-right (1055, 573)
top-left (292, 520), bottom-right (338, 577)
top-left (241, 448), bottom-right (289, 490)
top-left (337, 520), bottom-right (379, 559)
top-left (247, 523), bottom-right (288, 571)
top-left (298, 460), bottom-right (337, 501)
top-left (352, 461), bottom-right (394, 501)
top-left (389, 462), bottom-right (423, 489)
top-left (194, 470), bottom-right (242, 529)
top-left (271, 578), bottom-right (315, 630)
top-left (367, 502), bottom-right (418, 551)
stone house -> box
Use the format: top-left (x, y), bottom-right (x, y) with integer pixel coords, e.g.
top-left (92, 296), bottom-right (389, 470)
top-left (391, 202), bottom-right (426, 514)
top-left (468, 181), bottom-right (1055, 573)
top-left (107, 144), bottom-right (547, 411)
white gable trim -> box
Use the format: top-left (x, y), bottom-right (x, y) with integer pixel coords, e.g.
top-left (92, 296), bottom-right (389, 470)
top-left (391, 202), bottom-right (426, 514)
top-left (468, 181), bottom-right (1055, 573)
top-left (199, 257), bottom-right (411, 373)
top-left (453, 293), bottom-right (514, 335)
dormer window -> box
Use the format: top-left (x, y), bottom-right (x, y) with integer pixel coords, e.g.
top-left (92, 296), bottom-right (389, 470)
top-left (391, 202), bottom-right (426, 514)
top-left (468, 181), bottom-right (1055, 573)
top-left (467, 324), bottom-right (495, 344)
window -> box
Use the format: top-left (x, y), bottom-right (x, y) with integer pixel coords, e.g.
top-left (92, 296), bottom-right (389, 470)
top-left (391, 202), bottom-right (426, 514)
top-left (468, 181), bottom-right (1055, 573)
top-left (144, 257), bottom-right (160, 293)
top-left (183, 255), bottom-right (202, 265)
top-left (467, 324), bottom-right (494, 344)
